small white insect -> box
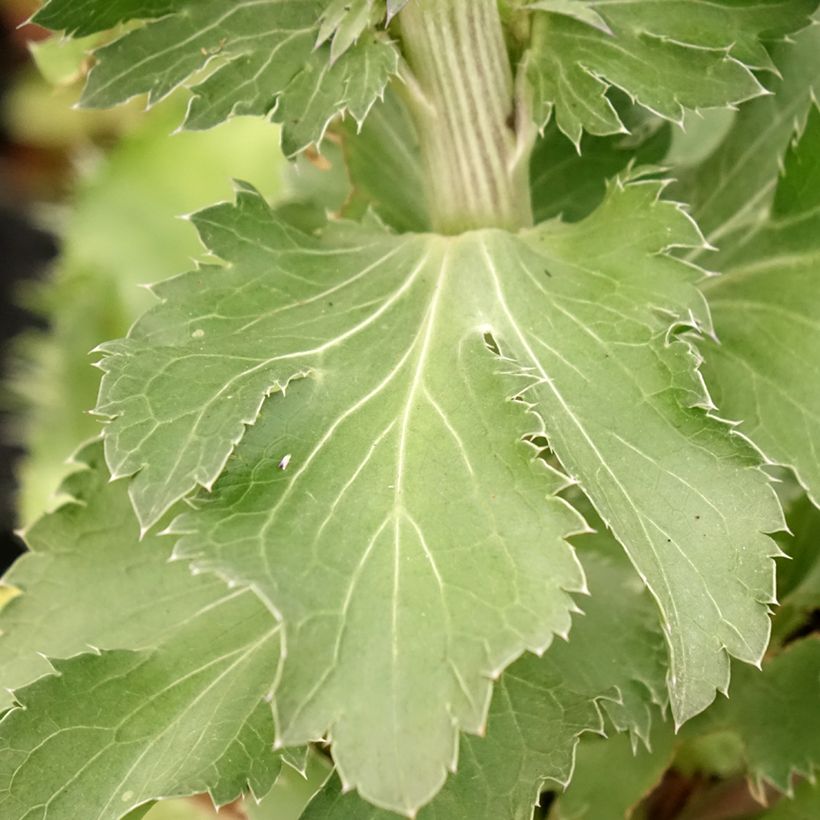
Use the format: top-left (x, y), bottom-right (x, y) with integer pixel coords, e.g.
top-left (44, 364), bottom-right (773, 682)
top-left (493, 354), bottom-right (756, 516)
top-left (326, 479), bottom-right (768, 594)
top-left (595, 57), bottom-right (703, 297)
top-left (278, 453), bottom-right (292, 470)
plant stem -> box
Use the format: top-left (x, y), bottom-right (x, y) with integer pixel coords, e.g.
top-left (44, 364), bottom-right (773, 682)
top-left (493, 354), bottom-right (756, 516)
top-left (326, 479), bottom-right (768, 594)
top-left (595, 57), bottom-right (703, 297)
top-left (398, 0), bottom-right (533, 234)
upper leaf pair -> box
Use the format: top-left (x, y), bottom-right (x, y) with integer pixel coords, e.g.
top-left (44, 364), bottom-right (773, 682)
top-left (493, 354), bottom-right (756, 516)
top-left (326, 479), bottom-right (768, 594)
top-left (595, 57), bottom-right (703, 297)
top-left (35, 0), bottom-right (819, 153)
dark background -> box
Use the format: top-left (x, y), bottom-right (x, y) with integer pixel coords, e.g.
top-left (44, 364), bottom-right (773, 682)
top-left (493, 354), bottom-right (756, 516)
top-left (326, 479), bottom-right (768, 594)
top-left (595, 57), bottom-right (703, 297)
top-left (0, 2), bottom-right (59, 572)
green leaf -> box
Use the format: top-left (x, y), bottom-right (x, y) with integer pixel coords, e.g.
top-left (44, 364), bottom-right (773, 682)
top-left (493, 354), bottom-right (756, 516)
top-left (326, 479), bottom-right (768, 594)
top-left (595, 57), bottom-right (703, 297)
top-left (245, 748), bottom-right (332, 820)
top-left (549, 722), bottom-right (675, 820)
top-left (0, 444), bottom-right (290, 818)
top-left (0, 443), bottom-right (229, 710)
top-left (530, 98), bottom-right (670, 223)
top-left (36, 0), bottom-right (398, 157)
top-left (772, 495), bottom-right (820, 644)
top-left (33, 0), bottom-right (180, 37)
top-left (727, 639), bottom-right (820, 798)
top-left (526, 0), bottom-right (815, 145)
top-left (673, 22), bottom-right (820, 249)
top-left (339, 89), bottom-right (430, 233)
top-left (318, 0), bottom-right (404, 63)
top-left (755, 779), bottom-right (820, 819)
top-left (0, 604), bottom-right (282, 819)
top-left (526, 1), bottom-right (611, 34)
top-left (700, 101), bottom-right (820, 505)
top-left (96, 176), bottom-right (782, 810)
top-left (301, 547), bottom-right (668, 820)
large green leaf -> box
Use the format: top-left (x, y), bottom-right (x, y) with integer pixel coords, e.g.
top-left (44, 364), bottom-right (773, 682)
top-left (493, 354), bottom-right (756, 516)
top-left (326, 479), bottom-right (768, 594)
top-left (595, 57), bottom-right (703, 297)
top-left (33, 0), bottom-right (180, 36)
top-left (97, 176), bottom-right (781, 812)
top-left (0, 447), bottom-right (285, 819)
top-left (34, 0), bottom-right (398, 156)
top-left (301, 547), bottom-right (668, 820)
top-left (700, 101), bottom-right (820, 504)
top-left (525, 0), bottom-right (816, 145)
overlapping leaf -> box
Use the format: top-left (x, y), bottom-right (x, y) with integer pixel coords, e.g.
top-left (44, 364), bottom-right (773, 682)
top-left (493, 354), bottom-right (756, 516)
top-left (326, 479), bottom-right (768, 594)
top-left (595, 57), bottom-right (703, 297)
top-left (757, 779), bottom-right (820, 819)
top-left (34, 0), bottom-right (399, 156)
top-left (101, 185), bottom-right (589, 813)
top-left (674, 22), bottom-right (820, 249)
top-left (549, 722), bottom-right (675, 820)
top-left (0, 609), bottom-right (282, 820)
top-left (319, 0), bottom-right (409, 62)
top-left (96, 175), bottom-right (781, 812)
top-left (699, 102), bottom-right (820, 505)
top-left (530, 99), bottom-right (670, 223)
top-left (772, 495), bottom-right (820, 644)
top-left (301, 547), bottom-right (668, 820)
top-left (0, 445), bottom-right (285, 819)
top-left (0, 443), bottom-right (227, 708)
top-left (717, 639), bottom-right (820, 799)
top-left (526, 0), bottom-right (816, 145)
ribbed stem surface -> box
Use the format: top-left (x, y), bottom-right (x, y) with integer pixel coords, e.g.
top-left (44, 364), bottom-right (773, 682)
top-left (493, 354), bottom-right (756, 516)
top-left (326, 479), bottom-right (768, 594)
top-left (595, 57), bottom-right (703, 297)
top-left (399, 0), bottom-right (533, 234)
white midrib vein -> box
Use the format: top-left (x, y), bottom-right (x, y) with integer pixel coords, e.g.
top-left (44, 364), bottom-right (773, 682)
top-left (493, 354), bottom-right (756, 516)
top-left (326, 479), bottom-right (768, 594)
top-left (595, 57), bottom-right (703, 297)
top-left (392, 242), bottom-right (450, 656)
top-left (272, 241), bottom-right (450, 733)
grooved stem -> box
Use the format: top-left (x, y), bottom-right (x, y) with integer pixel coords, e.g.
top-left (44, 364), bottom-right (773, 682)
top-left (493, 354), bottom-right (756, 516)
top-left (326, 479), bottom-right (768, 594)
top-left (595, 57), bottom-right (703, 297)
top-left (399, 0), bottom-right (533, 234)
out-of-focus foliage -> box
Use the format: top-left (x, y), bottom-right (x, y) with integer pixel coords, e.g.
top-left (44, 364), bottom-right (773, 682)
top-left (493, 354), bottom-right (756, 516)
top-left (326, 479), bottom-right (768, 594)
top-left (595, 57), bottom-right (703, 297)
top-left (7, 64), bottom-right (286, 523)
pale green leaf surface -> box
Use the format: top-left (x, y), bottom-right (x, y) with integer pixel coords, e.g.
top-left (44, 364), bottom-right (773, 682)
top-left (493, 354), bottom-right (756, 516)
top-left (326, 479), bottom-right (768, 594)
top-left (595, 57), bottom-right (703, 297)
top-left (97, 178), bottom-right (781, 811)
top-left (526, 0), bottom-right (816, 144)
top-left (683, 638), bottom-right (820, 799)
top-left (0, 594), bottom-right (282, 820)
top-left (302, 654), bottom-right (599, 820)
top-left (550, 529), bottom-right (668, 743)
top-left (318, 0), bottom-right (397, 62)
top-left (700, 102), bottom-right (820, 505)
top-left (664, 108), bottom-right (735, 169)
top-left (527, 1), bottom-right (611, 34)
top-left (47, 0), bottom-right (399, 156)
top-left (301, 547), bottom-right (667, 820)
top-left (121, 196), bottom-right (589, 813)
top-left (0, 443), bottom-right (228, 711)
top-left (273, 34), bottom-right (398, 157)
top-left (674, 23), bottom-right (820, 249)
top-left (318, 0), bottom-right (372, 55)
top-left (0, 447), bottom-right (290, 817)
